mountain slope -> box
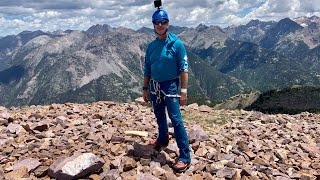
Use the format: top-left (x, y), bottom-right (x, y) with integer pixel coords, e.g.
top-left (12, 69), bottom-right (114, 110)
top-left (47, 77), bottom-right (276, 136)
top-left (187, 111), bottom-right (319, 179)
top-left (0, 31), bottom-right (59, 71)
top-left (0, 16), bottom-right (320, 108)
top-left (180, 25), bottom-right (229, 49)
top-left (0, 29), bottom-right (154, 107)
top-left (187, 51), bottom-right (249, 100)
top-left (218, 42), bottom-right (317, 91)
top-left (224, 19), bottom-right (275, 44)
top-left (182, 28), bottom-right (318, 93)
top-left (246, 86), bottom-right (320, 114)
top-left (259, 18), bottom-right (303, 49)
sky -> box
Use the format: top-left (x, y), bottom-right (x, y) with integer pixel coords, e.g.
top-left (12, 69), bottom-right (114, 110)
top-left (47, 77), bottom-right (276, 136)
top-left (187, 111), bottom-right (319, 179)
top-left (0, 0), bottom-right (319, 37)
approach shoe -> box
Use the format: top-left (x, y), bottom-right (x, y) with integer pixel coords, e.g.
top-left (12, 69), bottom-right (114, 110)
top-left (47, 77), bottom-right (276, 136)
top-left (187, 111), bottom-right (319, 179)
top-left (172, 160), bottom-right (191, 173)
top-left (149, 137), bottom-right (169, 151)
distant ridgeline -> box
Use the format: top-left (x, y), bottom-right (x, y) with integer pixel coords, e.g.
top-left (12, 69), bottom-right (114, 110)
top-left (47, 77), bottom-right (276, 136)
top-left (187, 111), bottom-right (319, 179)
top-left (245, 86), bottom-right (320, 114)
top-left (0, 16), bottom-right (319, 114)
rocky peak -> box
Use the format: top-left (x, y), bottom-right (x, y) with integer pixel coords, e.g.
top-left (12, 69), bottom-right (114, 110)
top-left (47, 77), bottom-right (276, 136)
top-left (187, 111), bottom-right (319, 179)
top-left (246, 19), bottom-right (275, 29)
top-left (276, 18), bottom-right (302, 32)
top-left (195, 23), bottom-right (209, 32)
top-left (137, 27), bottom-right (154, 34)
top-left (114, 26), bottom-right (136, 35)
top-left (246, 19), bottom-right (261, 27)
top-left (20, 35), bottom-right (52, 51)
top-left (0, 30), bottom-right (49, 50)
top-left (224, 19), bottom-right (275, 44)
top-left (294, 15), bottom-right (320, 27)
top-left (310, 15), bottom-right (319, 20)
top-left (50, 29), bottom-right (71, 36)
top-left (208, 25), bottom-right (226, 35)
top-left (293, 16), bottom-right (309, 26)
top-left (18, 30), bottom-right (46, 36)
top-left (273, 16), bottom-right (320, 50)
top-left (17, 30), bottom-right (52, 45)
top-left (86, 24), bottom-right (114, 36)
top-left (168, 25), bottom-right (189, 35)
top-left (188, 25), bottom-right (229, 49)
top-left (0, 101), bottom-right (319, 179)
top-left (0, 30), bottom-right (52, 71)
top-left (259, 17), bottom-right (303, 49)
top-left (64, 29), bottom-right (74, 34)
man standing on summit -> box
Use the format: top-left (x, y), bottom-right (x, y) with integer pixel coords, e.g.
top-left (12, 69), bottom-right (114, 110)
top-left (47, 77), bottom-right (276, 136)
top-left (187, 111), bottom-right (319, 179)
top-left (142, 1), bottom-right (191, 173)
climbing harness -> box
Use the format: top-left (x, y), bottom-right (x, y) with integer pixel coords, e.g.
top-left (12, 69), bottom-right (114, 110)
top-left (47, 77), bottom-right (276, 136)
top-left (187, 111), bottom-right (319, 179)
top-left (150, 79), bottom-right (180, 104)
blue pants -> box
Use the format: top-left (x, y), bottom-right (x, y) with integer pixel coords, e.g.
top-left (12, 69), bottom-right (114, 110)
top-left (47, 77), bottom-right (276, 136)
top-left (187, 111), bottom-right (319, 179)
top-left (150, 78), bottom-right (191, 163)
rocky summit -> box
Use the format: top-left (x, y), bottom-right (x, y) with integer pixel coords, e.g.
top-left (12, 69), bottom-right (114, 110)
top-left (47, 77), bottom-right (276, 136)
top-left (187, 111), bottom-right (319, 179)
top-left (0, 100), bottom-right (319, 180)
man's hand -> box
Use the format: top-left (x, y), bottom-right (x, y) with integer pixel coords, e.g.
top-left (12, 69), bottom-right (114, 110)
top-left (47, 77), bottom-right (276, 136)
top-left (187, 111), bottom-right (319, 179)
top-left (143, 91), bottom-right (149, 102)
top-left (180, 92), bottom-right (187, 106)
top-left (143, 77), bottom-right (150, 103)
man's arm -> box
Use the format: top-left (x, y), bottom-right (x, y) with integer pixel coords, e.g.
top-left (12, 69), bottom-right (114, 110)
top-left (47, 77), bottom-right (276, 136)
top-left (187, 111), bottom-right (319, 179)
top-left (143, 77), bottom-right (150, 102)
top-left (180, 72), bottom-right (188, 106)
top-left (143, 43), bottom-right (151, 103)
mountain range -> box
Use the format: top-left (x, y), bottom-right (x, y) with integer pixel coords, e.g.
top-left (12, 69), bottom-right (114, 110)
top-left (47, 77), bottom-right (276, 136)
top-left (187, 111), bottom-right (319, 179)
top-left (0, 16), bottom-right (319, 108)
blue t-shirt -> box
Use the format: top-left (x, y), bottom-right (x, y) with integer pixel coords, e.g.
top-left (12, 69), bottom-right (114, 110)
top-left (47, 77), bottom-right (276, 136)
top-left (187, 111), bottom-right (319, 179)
top-left (144, 32), bottom-right (188, 82)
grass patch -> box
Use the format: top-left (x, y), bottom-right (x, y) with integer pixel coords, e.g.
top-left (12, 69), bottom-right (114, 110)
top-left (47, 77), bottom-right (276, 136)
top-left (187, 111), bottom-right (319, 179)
top-left (182, 109), bottom-right (232, 128)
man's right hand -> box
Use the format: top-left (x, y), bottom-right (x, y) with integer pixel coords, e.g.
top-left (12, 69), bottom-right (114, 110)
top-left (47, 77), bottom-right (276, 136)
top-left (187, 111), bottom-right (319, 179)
top-left (143, 91), bottom-right (149, 102)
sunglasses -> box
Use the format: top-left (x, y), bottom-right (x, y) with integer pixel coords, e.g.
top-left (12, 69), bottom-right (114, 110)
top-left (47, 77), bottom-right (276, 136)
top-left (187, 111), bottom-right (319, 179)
top-left (153, 19), bottom-right (168, 25)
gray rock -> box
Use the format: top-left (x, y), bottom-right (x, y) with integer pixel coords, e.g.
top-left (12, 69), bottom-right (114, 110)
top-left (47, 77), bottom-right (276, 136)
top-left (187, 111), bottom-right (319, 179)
top-left (12, 158), bottom-right (41, 173)
top-left (133, 143), bottom-right (155, 158)
top-left (122, 157), bottom-right (137, 172)
top-left (216, 167), bottom-right (237, 178)
top-left (106, 169), bottom-right (120, 180)
top-left (33, 166), bottom-right (49, 178)
top-left (206, 162), bottom-right (224, 174)
top-left (136, 173), bottom-right (159, 180)
top-left (48, 153), bottom-right (105, 180)
top-left (0, 112), bottom-right (11, 119)
top-left (188, 125), bottom-right (209, 143)
top-left (6, 123), bottom-right (24, 134)
top-left (0, 118), bottom-right (8, 126)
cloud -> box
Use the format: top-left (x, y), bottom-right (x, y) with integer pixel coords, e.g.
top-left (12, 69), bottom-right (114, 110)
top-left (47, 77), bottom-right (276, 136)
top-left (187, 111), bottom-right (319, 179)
top-left (0, 6), bottom-right (35, 16)
top-left (219, 0), bottom-right (241, 13)
top-left (33, 11), bottom-right (61, 19)
top-left (240, 0), bottom-right (320, 24)
top-left (0, 0), bottom-right (319, 36)
top-left (298, 0), bottom-right (320, 12)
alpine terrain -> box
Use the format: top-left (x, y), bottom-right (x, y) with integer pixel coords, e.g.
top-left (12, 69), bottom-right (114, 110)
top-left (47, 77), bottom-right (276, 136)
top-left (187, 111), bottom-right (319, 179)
top-left (0, 16), bottom-right (319, 111)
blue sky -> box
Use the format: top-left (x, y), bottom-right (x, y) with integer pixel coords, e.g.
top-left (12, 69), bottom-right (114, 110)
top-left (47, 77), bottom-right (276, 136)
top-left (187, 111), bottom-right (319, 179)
top-left (237, 2), bottom-right (266, 17)
top-left (0, 0), bottom-right (319, 36)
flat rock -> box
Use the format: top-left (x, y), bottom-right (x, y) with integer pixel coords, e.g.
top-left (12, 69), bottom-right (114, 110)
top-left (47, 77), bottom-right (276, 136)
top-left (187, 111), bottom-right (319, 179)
top-left (188, 125), bottom-right (209, 143)
top-left (48, 153), bottom-right (105, 180)
top-left (6, 123), bottom-right (24, 134)
top-left (12, 158), bottom-right (41, 173)
top-left (5, 166), bottom-right (29, 179)
top-left (124, 130), bottom-right (148, 137)
top-left (133, 143), bottom-right (155, 158)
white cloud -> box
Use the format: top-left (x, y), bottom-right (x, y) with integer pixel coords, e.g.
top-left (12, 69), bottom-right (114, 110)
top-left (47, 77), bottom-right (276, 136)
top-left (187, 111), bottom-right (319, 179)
top-left (298, 0), bottom-right (320, 12)
top-left (229, 0), bottom-right (320, 25)
top-left (219, 0), bottom-right (240, 13)
top-left (0, 0), bottom-right (319, 36)
top-left (33, 11), bottom-right (61, 19)
top-left (0, 17), bottom-right (6, 23)
top-left (189, 8), bottom-right (208, 21)
top-left (223, 14), bottom-right (245, 26)
top-left (0, 6), bottom-right (35, 15)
